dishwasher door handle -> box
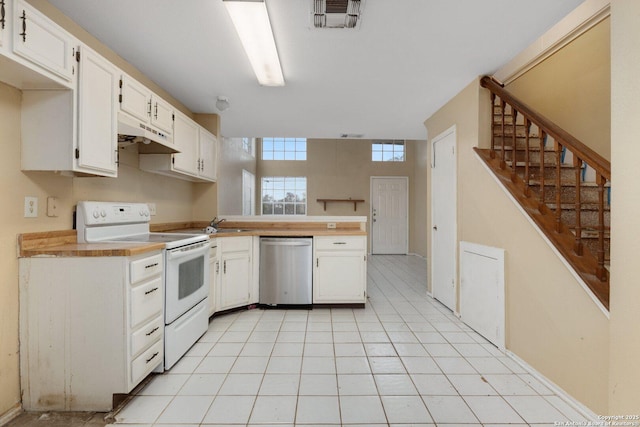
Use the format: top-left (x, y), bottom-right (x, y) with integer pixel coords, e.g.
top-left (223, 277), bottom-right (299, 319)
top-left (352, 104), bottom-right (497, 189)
top-left (260, 240), bottom-right (312, 247)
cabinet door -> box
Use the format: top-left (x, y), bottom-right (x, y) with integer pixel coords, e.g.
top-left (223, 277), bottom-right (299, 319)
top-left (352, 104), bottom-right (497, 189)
top-left (76, 45), bottom-right (118, 176)
top-left (198, 128), bottom-right (217, 181)
top-left (120, 75), bottom-right (152, 123)
top-left (13, 0), bottom-right (74, 81)
top-left (209, 254), bottom-right (220, 316)
top-left (172, 111), bottom-right (199, 176)
top-left (151, 96), bottom-right (173, 135)
top-left (314, 252), bottom-right (366, 303)
top-left (219, 252), bottom-right (251, 310)
top-left (0, 0), bottom-right (7, 50)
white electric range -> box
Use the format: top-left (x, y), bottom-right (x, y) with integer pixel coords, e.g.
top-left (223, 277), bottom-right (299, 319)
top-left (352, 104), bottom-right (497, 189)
top-left (76, 201), bottom-right (210, 369)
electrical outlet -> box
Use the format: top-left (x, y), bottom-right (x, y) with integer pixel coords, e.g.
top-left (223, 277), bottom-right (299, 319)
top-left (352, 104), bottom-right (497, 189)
top-left (327, 222), bottom-right (337, 229)
top-left (47, 197), bottom-right (59, 217)
top-left (147, 203), bottom-right (157, 216)
top-left (24, 196), bottom-right (38, 218)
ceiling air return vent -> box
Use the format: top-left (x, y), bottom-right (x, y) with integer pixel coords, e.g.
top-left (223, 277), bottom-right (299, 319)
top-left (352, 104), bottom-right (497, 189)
top-left (312, 0), bottom-right (364, 29)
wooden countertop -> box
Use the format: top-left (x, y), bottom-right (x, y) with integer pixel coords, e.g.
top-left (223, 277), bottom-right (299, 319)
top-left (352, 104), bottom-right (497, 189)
top-left (18, 221), bottom-right (367, 257)
top-left (18, 230), bottom-right (165, 258)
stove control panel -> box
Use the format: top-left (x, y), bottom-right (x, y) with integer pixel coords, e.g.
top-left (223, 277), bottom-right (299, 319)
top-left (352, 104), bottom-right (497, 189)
top-left (77, 201), bottom-right (151, 226)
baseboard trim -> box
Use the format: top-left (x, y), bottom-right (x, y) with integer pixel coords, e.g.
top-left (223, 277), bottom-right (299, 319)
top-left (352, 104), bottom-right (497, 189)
top-left (0, 404), bottom-right (22, 426)
top-left (506, 350), bottom-right (600, 421)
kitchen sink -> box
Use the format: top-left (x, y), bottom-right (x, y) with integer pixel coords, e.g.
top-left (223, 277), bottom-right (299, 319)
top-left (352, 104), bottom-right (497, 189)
top-left (216, 229), bottom-right (251, 233)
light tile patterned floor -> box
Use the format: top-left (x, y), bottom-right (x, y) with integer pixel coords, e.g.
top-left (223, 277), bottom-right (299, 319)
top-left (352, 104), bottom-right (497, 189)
top-left (110, 255), bottom-right (590, 426)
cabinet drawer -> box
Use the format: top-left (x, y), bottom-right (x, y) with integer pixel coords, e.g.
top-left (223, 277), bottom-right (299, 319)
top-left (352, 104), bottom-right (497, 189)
top-left (220, 236), bottom-right (251, 253)
top-left (131, 314), bottom-right (163, 358)
top-left (315, 236), bottom-right (365, 251)
top-left (130, 253), bottom-right (163, 285)
top-left (130, 276), bottom-right (163, 328)
top-left (131, 339), bottom-right (163, 386)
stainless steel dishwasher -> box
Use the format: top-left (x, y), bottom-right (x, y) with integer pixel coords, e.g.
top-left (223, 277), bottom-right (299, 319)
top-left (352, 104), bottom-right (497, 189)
top-left (259, 237), bottom-right (313, 306)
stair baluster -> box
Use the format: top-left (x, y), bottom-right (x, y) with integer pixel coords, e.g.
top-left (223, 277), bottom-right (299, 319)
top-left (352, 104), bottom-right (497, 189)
top-left (490, 93), bottom-right (496, 158)
top-left (539, 129), bottom-right (546, 211)
top-left (555, 141), bottom-right (563, 233)
top-left (511, 109), bottom-right (518, 181)
top-left (524, 118), bottom-right (531, 197)
top-left (500, 99), bottom-right (506, 169)
top-left (596, 174), bottom-right (607, 281)
top-left (573, 155), bottom-right (583, 256)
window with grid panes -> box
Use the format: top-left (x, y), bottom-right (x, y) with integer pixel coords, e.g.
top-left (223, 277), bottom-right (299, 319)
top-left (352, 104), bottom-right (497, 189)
top-left (262, 138), bottom-right (307, 160)
top-left (261, 177), bottom-right (307, 215)
top-left (372, 140), bottom-right (405, 162)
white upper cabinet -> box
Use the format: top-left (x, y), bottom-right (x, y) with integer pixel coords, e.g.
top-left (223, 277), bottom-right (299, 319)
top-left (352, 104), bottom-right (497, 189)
top-left (198, 128), bottom-right (218, 181)
top-left (139, 110), bottom-right (218, 183)
top-left (120, 74), bottom-right (174, 138)
top-left (172, 110), bottom-right (200, 176)
top-left (0, 0), bottom-right (7, 50)
top-left (12, 0), bottom-right (75, 82)
top-left (21, 44), bottom-right (119, 177)
top-left (76, 44), bottom-right (119, 176)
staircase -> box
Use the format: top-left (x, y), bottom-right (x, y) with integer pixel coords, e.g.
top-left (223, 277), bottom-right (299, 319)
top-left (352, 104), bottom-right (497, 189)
top-left (476, 76), bottom-right (610, 309)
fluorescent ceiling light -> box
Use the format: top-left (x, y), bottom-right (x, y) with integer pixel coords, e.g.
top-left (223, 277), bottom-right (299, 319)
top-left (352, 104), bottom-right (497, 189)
top-left (223, 0), bottom-right (285, 87)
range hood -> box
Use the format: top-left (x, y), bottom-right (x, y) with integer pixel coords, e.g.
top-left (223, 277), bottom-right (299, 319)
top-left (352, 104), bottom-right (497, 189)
top-left (117, 112), bottom-right (180, 154)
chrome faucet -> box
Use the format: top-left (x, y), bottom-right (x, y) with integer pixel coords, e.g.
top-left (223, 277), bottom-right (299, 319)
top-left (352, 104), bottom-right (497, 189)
top-left (210, 217), bottom-right (226, 230)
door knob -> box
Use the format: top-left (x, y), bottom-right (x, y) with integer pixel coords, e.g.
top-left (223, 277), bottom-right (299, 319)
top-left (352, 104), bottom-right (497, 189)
top-left (433, 226), bottom-right (438, 230)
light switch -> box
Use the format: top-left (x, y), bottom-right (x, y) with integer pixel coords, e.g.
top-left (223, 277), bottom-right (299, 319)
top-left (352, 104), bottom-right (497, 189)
top-left (24, 196), bottom-right (38, 218)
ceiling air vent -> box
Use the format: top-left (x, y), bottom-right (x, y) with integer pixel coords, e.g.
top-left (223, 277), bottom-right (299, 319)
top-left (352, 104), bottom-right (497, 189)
top-left (312, 0), bottom-right (363, 29)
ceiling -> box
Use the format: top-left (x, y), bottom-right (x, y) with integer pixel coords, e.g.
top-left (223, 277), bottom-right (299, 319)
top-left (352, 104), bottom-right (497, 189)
top-left (47, 0), bottom-right (584, 140)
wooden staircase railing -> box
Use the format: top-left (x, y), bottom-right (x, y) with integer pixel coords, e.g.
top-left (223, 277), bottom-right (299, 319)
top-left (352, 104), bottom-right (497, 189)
top-left (477, 76), bottom-right (610, 309)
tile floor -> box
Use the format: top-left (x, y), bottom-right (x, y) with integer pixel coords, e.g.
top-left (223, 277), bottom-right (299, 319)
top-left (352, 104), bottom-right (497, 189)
top-left (106, 255), bottom-right (586, 426)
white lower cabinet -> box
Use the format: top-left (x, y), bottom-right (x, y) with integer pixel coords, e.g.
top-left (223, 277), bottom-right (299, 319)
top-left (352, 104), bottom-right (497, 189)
top-left (208, 238), bottom-right (220, 316)
top-left (313, 236), bottom-right (367, 304)
top-left (217, 236), bottom-right (252, 311)
top-left (19, 251), bottom-right (164, 411)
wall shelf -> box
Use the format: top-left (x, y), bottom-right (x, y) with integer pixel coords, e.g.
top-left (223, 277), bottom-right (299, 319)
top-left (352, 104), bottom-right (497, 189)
top-left (316, 198), bottom-right (365, 212)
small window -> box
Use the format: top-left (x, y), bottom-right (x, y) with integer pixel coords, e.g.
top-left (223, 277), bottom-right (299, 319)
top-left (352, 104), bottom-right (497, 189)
top-left (261, 177), bottom-right (307, 215)
top-left (262, 138), bottom-right (307, 161)
top-left (372, 140), bottom-right (405, 162)
top-left (242, 138), bottom-right (255, 157)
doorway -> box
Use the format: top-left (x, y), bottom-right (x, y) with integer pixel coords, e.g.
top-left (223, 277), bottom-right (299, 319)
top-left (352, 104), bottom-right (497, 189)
top-left (431, 126), bottom-right (457, 312)
top-left (370, 176), bottom-right (408, 254)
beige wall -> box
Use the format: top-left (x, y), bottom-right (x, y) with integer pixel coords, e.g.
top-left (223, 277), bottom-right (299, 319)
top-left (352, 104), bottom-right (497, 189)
top-left (506, 18), bottom-right (611, 161)
top-left (218, 138), bottom-right (258, 216)
top-left (411, 140), bottom-right (429, 258)
top-left (608, 0), bottom-right (640, 413)
top-left (256, 138), bottom-right (419, 252)
top-left (424, 78), bottom-right (609, 413)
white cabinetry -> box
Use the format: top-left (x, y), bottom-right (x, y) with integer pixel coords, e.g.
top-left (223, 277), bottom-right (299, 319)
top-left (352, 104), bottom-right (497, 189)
top-left (12, 0), bottom-right (74, 82)
top-left (218, 236), bottom-right (252, 311)
top-left (209, 238), bottom-right (220, 316)
top-left (119, 74), bottom-right (174, 136)
top-left (19, 251), bottom-right (164, 411)
top-left (140, 110), bottom-right (218, 182)
top-left (313, 236), bottom-right (367, 304)
top-left (21, 44), bottom-right (119, 177)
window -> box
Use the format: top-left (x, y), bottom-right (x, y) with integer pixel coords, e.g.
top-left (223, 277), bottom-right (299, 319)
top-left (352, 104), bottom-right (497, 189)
top-left (242, 138), bottom-right (255, 157)
top-left (261, 177), bottom-right (307, 215)
top-left (262, 137), bottom-right (307, 160)
top-left (372, 140), bottom-right (405, 162)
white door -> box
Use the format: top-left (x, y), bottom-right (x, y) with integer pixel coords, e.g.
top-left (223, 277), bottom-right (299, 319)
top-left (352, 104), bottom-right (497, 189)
top-left (431, 126), bottom-right (457, 311)
top-left (242, 170), bottom-right (256, 216)
top-left (460, 242), bottom-right (505, 349)
top-left (371, 177), bottom-right (408, 254)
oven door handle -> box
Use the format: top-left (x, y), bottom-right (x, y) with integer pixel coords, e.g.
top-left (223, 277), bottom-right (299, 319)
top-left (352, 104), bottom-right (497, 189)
top-left (166, 241), bottom-right (209, 260)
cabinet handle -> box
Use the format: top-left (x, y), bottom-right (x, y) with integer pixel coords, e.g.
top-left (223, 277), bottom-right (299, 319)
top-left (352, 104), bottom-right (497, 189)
top-left (1, 1), bottom-right (6, 30)
top-left (144, 287), bottom-right (159, 295)
top-left (333, 242), bottom-right (347, 245)
top-left (223, 260), bottom-right (226, 274)
top-left (154, 103), bottom-right (158, 120)
top-left (144, 262), bottom-right (159, 269)
top-left (145, 351), bottom-right (159, 364)
top-left (145, 326), bottom-right (159, 336)
top-left (19, 10), bottom-right (26, 42)
top-left (147, 100), bottom-right (152, 117)
top-left (316, 258), bottom-right (319, 268)
top-left (215, 261), bottom-right (219, 274)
